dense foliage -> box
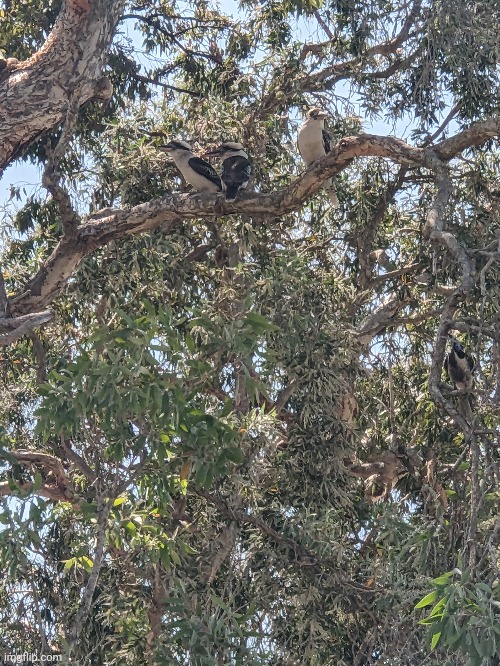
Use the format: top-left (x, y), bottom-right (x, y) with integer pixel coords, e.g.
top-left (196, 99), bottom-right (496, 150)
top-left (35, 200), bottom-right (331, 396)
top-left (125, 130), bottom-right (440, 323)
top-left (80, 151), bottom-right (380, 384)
top-left (0, 0), bottom-right (499, 664)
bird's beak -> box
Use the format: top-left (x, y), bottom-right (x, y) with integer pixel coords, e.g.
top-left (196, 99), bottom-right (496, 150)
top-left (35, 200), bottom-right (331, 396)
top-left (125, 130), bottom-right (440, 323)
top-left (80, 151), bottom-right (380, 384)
top-left (317, 112), bottom-right (328, 119)
top-left (158, 144), bottom-right (173, 152)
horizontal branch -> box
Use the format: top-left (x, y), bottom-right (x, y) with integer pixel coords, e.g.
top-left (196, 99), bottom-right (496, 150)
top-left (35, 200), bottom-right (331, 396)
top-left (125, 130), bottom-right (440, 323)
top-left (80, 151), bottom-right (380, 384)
top-left (0, 449), bottom-right (76, 503)
top-left (0, 310), bottom-right (54, 345)
top-left (433, 117), bottom-right (500, 160)
top-left (356, 292), bottom-right (413, 348)
top-left (8, 122), bottom-right (499, 319)
top-left (0, 481), bottom-right (71, 502)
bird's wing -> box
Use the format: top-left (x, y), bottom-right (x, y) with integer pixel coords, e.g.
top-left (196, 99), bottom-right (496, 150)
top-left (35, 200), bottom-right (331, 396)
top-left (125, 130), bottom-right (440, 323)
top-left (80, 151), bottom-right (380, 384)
top-left (446, 352), bottom-right (465, 385)
top-left (322, 129), bottom-right (331, 154)
top-left (240, 158), bottom-right (252, 179)
top-left (224, 156), bottom-right (252, 180)
top-left (188, 157), bottom-right (222, 188)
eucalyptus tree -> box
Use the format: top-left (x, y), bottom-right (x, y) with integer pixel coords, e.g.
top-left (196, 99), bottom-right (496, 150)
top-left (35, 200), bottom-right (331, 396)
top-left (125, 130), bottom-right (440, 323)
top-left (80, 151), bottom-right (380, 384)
top-left (0, 0), bottom-right (499, 664)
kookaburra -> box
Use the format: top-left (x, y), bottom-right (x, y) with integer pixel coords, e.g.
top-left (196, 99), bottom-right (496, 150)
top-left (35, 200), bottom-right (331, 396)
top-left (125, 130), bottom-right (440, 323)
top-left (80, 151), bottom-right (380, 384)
top-left (206, 142), bottom-right (252, 201)
top-left (297, 108), bottom-right (339, 207)
top-left (444, 337), bottom-right (475, 421)
top-left (160, 140), bottom-right (222, 193)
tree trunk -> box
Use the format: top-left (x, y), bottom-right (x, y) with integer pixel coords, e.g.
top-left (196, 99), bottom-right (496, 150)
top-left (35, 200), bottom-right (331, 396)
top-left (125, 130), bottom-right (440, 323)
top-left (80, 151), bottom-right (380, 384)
top-left (0, 0), bottom-right (125, 174)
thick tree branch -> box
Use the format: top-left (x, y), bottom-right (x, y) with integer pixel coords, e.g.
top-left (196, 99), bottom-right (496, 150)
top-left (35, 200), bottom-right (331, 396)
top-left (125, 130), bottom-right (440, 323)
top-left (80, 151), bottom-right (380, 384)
top-left (146, 562), bottom-right (167, 663)
top-left (356, 292), bottom-right (413, 348)
top-left (0, 310), bottom-right (54, 346)
top-left (42, 95), bottom-right (82, 236)
top-left (433, 117), bottom-right (500, 160)
top-left (60, 435), bottom-right (97, 483)
top-left (0, 481), bottom-right (71, 502)
top-left (7, 124), bottom-right (498, 321)
top-left (0, 449), bottom-right (76, 502)
top-left (0, 0), bottom-right (124, 173)
top-left (28, 331), bottom-right (48, 384)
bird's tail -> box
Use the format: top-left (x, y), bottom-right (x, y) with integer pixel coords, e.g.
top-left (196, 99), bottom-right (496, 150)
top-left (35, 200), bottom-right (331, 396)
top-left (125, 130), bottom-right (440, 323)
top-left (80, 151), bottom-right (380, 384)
top-left (324, 179), bottom-right (339, 207)
top-left (224, 184), bottom-right (239, 201)
top-left (458, 394), bottom-right (474, 424)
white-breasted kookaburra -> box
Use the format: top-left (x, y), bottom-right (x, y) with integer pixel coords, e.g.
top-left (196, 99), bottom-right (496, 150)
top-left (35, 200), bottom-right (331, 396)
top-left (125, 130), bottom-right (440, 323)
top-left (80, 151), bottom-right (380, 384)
top-left (206, 142), bottom-right (252, 201)
top-left (297, 108), bottom-right (339, 207)
top-left (160, 140), bottom-right (222, 193)
top-left (444, 337), bottom-right (475, 420)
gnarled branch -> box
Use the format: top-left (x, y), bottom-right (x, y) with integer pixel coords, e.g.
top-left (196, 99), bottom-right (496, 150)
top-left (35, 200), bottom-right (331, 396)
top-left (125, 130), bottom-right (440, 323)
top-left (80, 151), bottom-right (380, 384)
top-left (0, 310), bottom-right (54, 346)
top-left (6, 122), bottom-right (499, 325)
top-left (0, 0), bottom-right (123, 172)
top-left (0, 449), bottom-right (76, 502)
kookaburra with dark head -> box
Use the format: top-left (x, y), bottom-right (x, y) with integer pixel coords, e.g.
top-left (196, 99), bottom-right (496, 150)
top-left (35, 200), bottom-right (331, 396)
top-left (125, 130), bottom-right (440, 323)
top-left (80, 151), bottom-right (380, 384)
top-left (160, 140), bottom-right (222, 193)
top-left (297, 108), bottom-right (339, 207)
top-left (444, 337), bottom-right (475, 421)
top-left (206, 142), bottom-right (252, 202)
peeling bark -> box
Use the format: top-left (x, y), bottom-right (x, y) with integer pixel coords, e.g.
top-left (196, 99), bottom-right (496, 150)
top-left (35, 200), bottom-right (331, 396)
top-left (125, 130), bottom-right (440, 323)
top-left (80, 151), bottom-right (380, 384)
top-left (4, 123), bottom-right (500, 329)
top-left (356, 291), bottom-right (412, 348)
top-left (0, 450), bottom-right (76, 503)
top-left (0, 310), bottom-right (53, 345)
top-left (0, 0), bottom-right (124, 173)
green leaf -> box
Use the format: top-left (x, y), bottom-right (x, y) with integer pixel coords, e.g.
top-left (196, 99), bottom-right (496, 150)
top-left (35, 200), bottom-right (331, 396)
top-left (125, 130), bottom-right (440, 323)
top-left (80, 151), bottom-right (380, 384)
top-left (243, 312), bottom-right (278, 332)
top-left (159, 546), bottom-right (170, 570)
top-left (429, 595), bottom-right (449, 617)
top-left (461, 567), bottom-right (472, 583)
top-left (419, 616), bottom-right (442, 626)
top-left (32, 471), bottom-right (44, 491)
top-left (432, 571), bottom-right (454, 586)
top-left (170, 549), bottom-right (181, 566)
top-left (210, 594), bottom-right (229, 609)
top-left (430, 630), bottom-right (442, 650)
top-left (223, 446), bottom-right (244, 464)
top-left (122, 520), bottom-right (137, 536)
top-left (79, 556), bottom-right (94, 573)
top-left (62, 557), bottom-right (76, 572)
top-left (475, 582), bottom-right (492, 594)
top-left (415, 590), bottom-right (440, 609)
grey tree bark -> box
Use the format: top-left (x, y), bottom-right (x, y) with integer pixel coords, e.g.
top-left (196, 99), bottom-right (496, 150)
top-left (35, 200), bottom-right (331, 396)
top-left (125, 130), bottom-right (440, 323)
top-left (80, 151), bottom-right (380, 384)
top-left (0, 0), bottom-right (125, 173)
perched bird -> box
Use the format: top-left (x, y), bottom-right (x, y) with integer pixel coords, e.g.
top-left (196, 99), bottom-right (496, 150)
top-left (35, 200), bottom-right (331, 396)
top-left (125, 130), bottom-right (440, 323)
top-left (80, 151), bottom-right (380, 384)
top-left (160, 140), bottom-right (222, 193)
top-left (445, 338), bottom-right (474, 390)
top-left (297, 107), bottom-right (339, 207)
top-left (205, 142), bottom-right (252, 202)
top-left (444, 337), bottom-right (475, 421)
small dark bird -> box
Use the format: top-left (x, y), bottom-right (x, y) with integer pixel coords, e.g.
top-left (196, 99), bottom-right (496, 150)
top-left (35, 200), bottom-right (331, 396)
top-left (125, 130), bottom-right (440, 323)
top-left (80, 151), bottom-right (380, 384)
top-left (445, 338), bottom-right (474, 390)
top-left (205, 142), bottom-right (252, 201)
top-left (159, 140), bottom-right (222, 193)
top-left (444, 337), bottom-right (475, 421)
top-left (297, 107), bottom-right (339, 207)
